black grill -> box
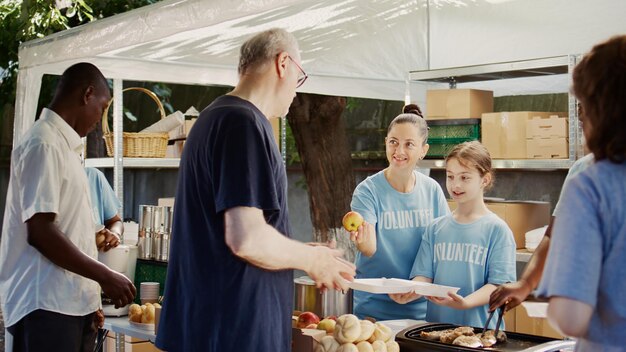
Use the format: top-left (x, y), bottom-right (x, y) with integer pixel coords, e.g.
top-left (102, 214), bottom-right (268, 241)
top-left (396, 322), bottom-right (574, 352)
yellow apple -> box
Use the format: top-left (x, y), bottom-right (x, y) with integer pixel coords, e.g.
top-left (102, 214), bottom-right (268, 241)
top-left (342, 211), bottom-right (364, 232)
top-left (317, 318), bottom-right (337, 333)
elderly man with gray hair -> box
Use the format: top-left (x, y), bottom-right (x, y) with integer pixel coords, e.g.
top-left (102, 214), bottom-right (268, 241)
top-left (155, 28), bottom-right (355, 352)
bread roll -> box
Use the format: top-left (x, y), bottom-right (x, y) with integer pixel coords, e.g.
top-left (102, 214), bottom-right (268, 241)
top-left (142, 303), bottom-right (156, 324)
top-left (368, 322), bottom-right (392, 343)
top-left (337, 343), bottom-right (358, 352)
top-left (385, 340), bottom-right (400, 352)
top-left (128, 304), bottom-right (142, 323)
top-left (334, 314), bottom-right (361, 344)
top-left (315, 335), bottom-right (340, 352)
top-left (356, 341), bottom-right (374, 352)
top-left (354, 320), bottom-right (375, 343)
top-left (371, 340), bottom-right (387, 352)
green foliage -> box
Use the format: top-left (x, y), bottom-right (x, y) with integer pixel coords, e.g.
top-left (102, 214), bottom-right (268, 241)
top-left (285, 120), bottom-right (301, 165)
top-left (0, 0), bottom-right (160, 119)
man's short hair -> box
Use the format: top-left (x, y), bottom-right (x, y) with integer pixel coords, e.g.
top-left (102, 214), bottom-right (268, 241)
top-left (238, 28), bottom-right (299, 74)
top-left (56, 62), bottom-right (109, 98)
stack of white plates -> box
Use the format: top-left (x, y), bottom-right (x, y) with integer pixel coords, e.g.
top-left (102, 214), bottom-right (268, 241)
top-left (525, 226), bottom-right (548, 252)
top-left (140, 282), bottom-right (160, 304)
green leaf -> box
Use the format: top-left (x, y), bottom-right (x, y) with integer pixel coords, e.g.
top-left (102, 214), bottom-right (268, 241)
top-left (65, 5), bottom-right (76, 18)
top-left (124, 110), bottom-right (138, 122)
top-left (162, 101), bottom-right (174, 114)
top-left (77, 0), bottom-right (92, 13)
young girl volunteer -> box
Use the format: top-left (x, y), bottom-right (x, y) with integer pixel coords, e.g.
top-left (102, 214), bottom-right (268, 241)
top-left (349, 105), bottom-right (450, 321)
top-left (390, 141), bottom-right (516, 328)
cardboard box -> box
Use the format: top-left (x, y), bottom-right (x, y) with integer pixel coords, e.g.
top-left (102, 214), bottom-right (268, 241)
top-left (157, 198), bottom-right (175, 207)
top-left (104, 337), bottom-right (162, 351)
top-left (292, 328), bottom-right (325, 352)
top-left (514, 305), bottom-right (563, 339)
top-left (168, 117), bottom-right (197, 139)
top-left (481, 112), bottom-right (563, 159)
top-left (448, 200), bottom-right (550, 248)
top-left (427, 89), bottom-right (493, 119)
top-left (526, 138), bottom-right (568, 159)
top-left (526, 115), bottom-right (568, 139)
top-left (165, 140), bottom-right (185, 158)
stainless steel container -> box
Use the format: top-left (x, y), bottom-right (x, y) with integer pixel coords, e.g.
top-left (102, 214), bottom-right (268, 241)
top-left (137, 205), bottom-right (154, 259)
top-left (294, 276), bottom-right (353, 318)
top-left (151, 206), bottom-right (163, 260)
top-left (155, 206), bottom-right (173, 262)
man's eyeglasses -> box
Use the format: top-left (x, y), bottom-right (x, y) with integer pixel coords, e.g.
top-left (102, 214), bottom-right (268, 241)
top-left (288, 56), bottom-right (308, 88)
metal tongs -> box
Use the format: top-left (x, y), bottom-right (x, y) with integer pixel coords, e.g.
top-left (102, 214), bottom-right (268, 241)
top-left (483, 304), bottom-right (505, 336)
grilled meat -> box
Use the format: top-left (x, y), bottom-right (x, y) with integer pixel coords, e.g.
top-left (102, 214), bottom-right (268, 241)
top-left (452, 335), bottom-right (483, 348)
top-left (419, 329), bottom-right (453, 341)
top-left (454, 326), bottom-right (475, 336)
top-left (440, 330), bottom-right (462, 344)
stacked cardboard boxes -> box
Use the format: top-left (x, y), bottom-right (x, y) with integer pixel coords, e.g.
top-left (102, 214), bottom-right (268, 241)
top-left (426, 89), bottom-right (494, 119)
top-left (526, 115), bottom-right (569, 158)
top-left (481, 112), bottom-right (567, 159)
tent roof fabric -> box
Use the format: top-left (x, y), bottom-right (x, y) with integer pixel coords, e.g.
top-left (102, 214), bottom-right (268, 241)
top-left (13, 0), bottom-right (626, 143)
top-left (19, 0), bottom-right (426, 100)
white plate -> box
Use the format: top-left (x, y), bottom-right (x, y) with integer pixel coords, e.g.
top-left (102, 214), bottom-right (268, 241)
top-left (348, 278), bottom-right (459, 298)
top-left (129, 321), bottom-right (155, 331)
top-left (411, 281), bottom-right (460, 298)
top-left (349, 278), bottom-right (417, 294)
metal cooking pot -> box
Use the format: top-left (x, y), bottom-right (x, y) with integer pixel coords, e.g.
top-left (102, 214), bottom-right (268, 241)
top-left (294, 276), bottom-right (353, 318)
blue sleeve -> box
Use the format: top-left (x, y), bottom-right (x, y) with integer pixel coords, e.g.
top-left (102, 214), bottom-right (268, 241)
top-left (95, 170), bottom-right (121, 222)
top-left (213, 114), bottom-right (279, 214)
top-left (410, 225), bottom-right (434, 279)
top-left (486, 223), bottom-right (517, 285)
top-left (351, 181), bottom-right (378, 226)
top-left (537, 174), bottom-right (603, 307)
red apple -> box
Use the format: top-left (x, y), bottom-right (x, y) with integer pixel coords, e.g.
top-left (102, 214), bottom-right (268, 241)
top-left (342, 211), bottom-right (364, 232)
top-left (297, 311), bottom-right (320, 329)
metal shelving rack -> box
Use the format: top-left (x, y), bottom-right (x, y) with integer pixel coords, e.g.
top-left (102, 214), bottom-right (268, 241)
top-left (409, 55), bottom-right (583, 169)
top-left (84, 81), bottom-right (290, 218)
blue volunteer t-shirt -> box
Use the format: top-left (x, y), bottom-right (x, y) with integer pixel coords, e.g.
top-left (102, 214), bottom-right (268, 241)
top-left (351, 170), bottom-right (449, 320)
top-left (155, 95), bottom-right (293, 352)
top-left (411, 212), bottom-right (516, 329)
top-left (537, 160), bottom-right (626, 350)
top-left (85, 167), bottom-right (121, 224)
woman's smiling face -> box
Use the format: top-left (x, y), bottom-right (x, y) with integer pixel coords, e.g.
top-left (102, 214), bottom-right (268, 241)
top-left (385, 122), bottom-right (427, 170)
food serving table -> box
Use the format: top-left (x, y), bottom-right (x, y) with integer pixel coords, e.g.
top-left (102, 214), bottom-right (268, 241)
top-left (102, 317), bottom-right (156, 352)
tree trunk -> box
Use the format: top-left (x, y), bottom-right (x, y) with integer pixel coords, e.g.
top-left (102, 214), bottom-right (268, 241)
top-left (287, 93), bottom-right (357, 261)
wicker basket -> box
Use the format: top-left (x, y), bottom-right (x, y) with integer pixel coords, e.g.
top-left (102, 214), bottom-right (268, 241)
top-left (102, 87), bottom-right (168, 158)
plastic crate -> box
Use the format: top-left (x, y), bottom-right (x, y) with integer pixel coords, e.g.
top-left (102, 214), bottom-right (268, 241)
top-left (426, 118), bottom-right (481, 139)
top-left (134, 259), bottom-right (167, 303)
top-left (426, 137), bottom-right (477, 159)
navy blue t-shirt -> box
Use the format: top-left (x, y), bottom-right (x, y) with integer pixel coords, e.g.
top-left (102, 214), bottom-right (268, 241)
top-left (155, 95), bottom-right (293, 352)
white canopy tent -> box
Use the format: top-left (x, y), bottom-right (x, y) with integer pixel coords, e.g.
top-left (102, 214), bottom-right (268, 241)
top-left (13, 0), bottom-right (626, 146)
